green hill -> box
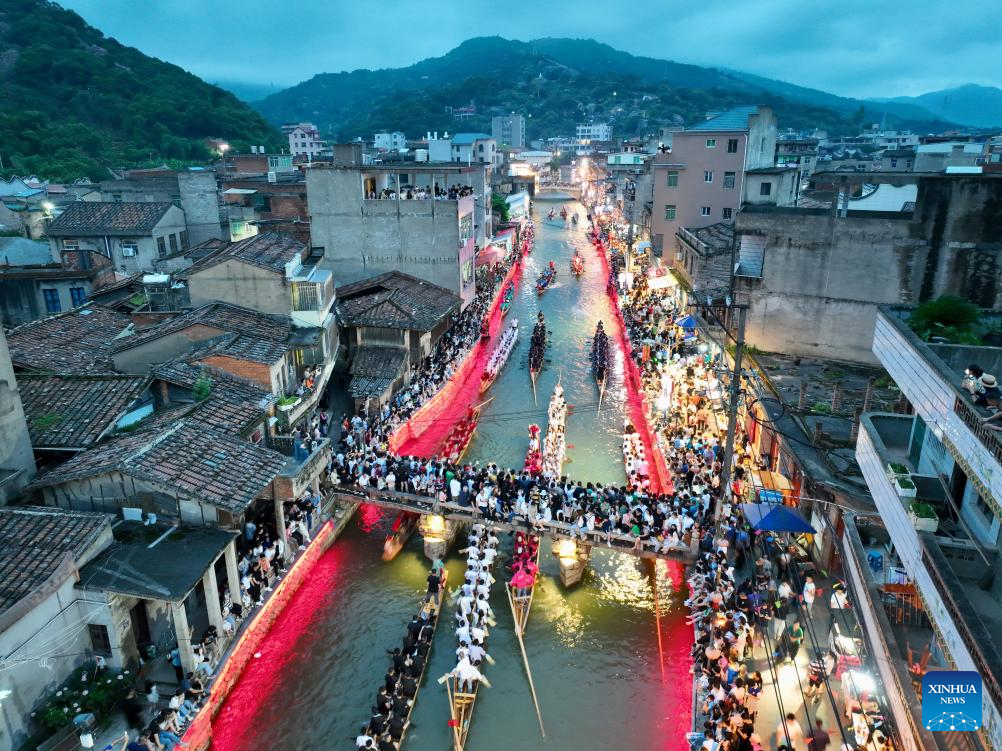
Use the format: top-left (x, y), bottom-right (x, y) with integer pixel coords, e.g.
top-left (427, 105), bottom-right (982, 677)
top-left (255, 36), bottom-right (960, 139)
top-left (0, 0), bottom-right (283, 181)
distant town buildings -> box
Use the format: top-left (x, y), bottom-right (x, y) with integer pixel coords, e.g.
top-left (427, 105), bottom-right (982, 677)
top-left (492, 114), bottom-right (527, 148)
top-left (282, 122), bottom-right (327, 160)
top-left (576, 122), bottom-right (612, 144)
top-left (374, 131), bottom-right (408, 152)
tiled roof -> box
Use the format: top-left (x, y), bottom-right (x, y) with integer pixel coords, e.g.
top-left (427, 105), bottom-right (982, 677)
top-left (337, 271), bottom-right (460, 331)
top-left (348, 375), bottom-right (395, 398)
top-left (184, 332), bottom-right (287, 366)
top-left (111, 302), bottom-right (291, 354)
top-left (689, 222), bottom-right (735, 255)
top-left (0, 506), bottom-right (109, 615)
top-left (32, 419), bottom-right (287, 512)
top-left (18, 374), bottom-right (148, 448)
top-left (349, 346), bottom-right (407, 377)
top-left (184, 232), bottom-right (306, 275)
top-left (152, 360), bottom-right (273, 435)
top-left (6, 304), bottom-right (131, 374)
top-left (47, 202), bottom-right (174, 237)
top-left (685, 106), bottom-right (760, 133)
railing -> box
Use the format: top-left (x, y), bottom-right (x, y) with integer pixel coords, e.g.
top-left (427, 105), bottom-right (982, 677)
top-left (291, 281), bottom-right (328, 312)
top-left (953, 395), bottom-right (1002, 464)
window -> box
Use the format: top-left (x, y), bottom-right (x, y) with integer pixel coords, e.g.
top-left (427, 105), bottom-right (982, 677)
top-left (705, 139), bottom-right (716, 148)
top-left (157, 237), bottom-right (167, 258)
top-left (42, 288), bottom-right (61, 313)
top-left (727, 139), bottom-right (738, 153)
top-left (170, 194), bottom-right (182, 208)
top-left (70, 287), bottom-right (87, 307)
top-left (975, 494), bottom-right (995, 520)
top-left (723, 172), bottom-right (736, 190)
top-left (88, 624), bottom-right (112, 656)
top-left (759, 182), bottom-right (772, 196)
top-left (180, 230), bottom-right (189, 250)
top-left (121, 241), bottom-right (138, 257)
top-left (666, 171), bottom-right (678, 188)
top-left (111, 193), bottom-right (123, 202)
top-left (169, 234), bottom-right (179, 253)
top-left (723, 208), bottom-right (733, 220)
top-left (62, 239), bottom-right (80, 252)
top-left (803, 156), bottom-right (811, 163)
top-left (478, 144), bottom-right (484, 152)
top-left (704, 170), bottom-right (714, 183)
top-left (700, 206), bottom-right (711, 217)
top-left (664, 204), bottom-right (676, 221)
top-left (890, 159), bottom-right (898, 168)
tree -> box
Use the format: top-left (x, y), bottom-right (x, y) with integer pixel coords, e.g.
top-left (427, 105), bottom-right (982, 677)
top-left (908, 295), bottom-right (981, 342)
top-left (491, 193), bottom-right (510, 223)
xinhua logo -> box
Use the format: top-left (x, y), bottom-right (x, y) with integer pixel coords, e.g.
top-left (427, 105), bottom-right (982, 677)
top-left (922, 671), bottom-right (983, 732)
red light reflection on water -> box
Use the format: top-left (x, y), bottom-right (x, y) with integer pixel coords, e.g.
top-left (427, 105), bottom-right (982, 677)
top-left (208, 542), bottom-right (348, 750)
top-left (357, 502), bottom-right (387, 533)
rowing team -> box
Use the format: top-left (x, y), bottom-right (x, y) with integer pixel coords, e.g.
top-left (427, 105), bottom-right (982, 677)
top-left (541, 384), bottom-right (567, 478)
top-left (448, 524), bottom-right (499, 691)
top-left (482, 319), bottom-right (518, 381)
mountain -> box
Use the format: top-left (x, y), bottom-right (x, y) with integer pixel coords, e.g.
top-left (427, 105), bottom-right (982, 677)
top-left (212, 80), bottom-right (285, 103)
top-left (0, 0), bottom-right (283, 181)
top-left (876, 84), bottom-right (1002, 128)
top-left (254, 36), bottom-right (961, 139)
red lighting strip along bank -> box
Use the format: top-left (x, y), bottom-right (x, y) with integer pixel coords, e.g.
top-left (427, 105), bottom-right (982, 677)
top-left (182, 518), bottom-right (341, 750)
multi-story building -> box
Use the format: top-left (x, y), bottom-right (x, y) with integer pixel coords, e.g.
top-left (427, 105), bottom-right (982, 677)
top-left (775, 137), bottom-right (819, 184)
top-left (576, 122), bottom-right (612, 144)
top-left (307, 155), bottom-right (490, 307)
top-left (99, 168), bottom-right (223, 245)
top-left (0, 325), bottom-right (35, 504)
top-left (0, 236), bottom-right (117, 324)
top-left (374, 132), bottom-right (408, 152)
top-left (218, 172), bottom-right (310, 243)
top-left (46, 202), bottom-right (189, 275)
top-left (492, 115), bottom-right (526, 148)
top-left (914, 142), bottom-right (986, 172)
top-left (880, 149), bottom-right (916, 172)
top-left (652, 105), bottom-right (790, 262)
top-left (854, 305), bottom-right (1002, 750)
top-left (283, 122), bottom-right (326, 160)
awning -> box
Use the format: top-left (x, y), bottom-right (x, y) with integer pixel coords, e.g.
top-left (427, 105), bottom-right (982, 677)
top-left (740, 502), bottom-right (815, 533)
top-left (222, 188), bottom-right (257, 195)
top-left (675, 314), bottom-right (697, 329)
top-left (476, 244), bottom-right (506, 267)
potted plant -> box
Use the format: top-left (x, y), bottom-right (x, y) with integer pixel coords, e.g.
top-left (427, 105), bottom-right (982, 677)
top-left (909, 501), bottom-right (939, 533)
top-left (894, 475), bottom-right (917, 499)
top-left (886, 462), bottom-right (909, 480)
top-left (277, 395), bottom-right (301, 412)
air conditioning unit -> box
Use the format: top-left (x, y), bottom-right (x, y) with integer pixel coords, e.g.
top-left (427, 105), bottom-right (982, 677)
top-left (267, 171), bottom-right (277, 183)
top-left (122, 246), bottom-right (137, 257)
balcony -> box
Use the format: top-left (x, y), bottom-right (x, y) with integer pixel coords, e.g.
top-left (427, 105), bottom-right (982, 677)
top-left (271, 437), bottom-right (331, 498)
top-left (857, 414), bottom-right (1002, 748)
top-left (289, 266), bottom-right (334, 328)
top-left (873, 307), bottom-right (1002, 506)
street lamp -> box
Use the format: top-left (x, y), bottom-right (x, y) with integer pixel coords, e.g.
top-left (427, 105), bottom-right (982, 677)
top-left (218, 143), bottom-right (230, 175)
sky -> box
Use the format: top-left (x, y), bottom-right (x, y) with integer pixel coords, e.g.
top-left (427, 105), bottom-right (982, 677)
top-left (59, 0), bottom-right (1001, 99)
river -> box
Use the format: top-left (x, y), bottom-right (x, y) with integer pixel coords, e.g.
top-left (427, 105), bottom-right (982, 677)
top-left (208, 203), bottom-right (693, 750)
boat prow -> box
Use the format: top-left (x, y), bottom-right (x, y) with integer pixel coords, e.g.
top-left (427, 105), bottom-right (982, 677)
top-left (382, 512), bottom-right (420, 561)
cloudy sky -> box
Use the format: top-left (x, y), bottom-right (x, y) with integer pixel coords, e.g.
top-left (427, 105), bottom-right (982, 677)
top-left (60, 0), bottom-right (1000, 98)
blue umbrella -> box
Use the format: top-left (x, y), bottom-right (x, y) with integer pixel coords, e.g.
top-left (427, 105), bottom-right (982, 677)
top-left (740, 502), bottom-right (815, 534)
top-left (675, 314), bottom-right (697, 330)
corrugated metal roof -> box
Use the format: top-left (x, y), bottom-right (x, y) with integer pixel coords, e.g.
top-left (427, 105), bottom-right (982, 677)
top-left (685, 106), bottom-right (760, 133)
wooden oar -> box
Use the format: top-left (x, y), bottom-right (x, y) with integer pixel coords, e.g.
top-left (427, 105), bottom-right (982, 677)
top-left (597, 379), bottom-right (607, 417)
top-left (505, 583), bottom-right (546, 739)
top-left (443, 676), bottom-right (462, 751)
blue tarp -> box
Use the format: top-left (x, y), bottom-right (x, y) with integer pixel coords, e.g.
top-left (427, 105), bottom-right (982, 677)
top-left (675, 314), bottom-right (697, 329)
top-left (740, 502), bottom-right (815, 534)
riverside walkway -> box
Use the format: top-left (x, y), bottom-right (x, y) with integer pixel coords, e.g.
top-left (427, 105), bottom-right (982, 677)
top-left (331, 487), bottom-right (699, 564)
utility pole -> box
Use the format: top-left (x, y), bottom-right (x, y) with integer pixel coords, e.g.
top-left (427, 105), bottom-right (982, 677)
top-left (717, 304), bottom-right (747, 522)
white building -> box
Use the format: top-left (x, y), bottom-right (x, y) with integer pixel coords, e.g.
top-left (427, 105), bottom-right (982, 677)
top-left (284, 122), bottom-right (325, 159)
top-left (374, 131), bottom-right (407, 152)
top-left (577, 122), bottom-right (612, 143)
top-left (854, 305), bottom-right (1002, 750)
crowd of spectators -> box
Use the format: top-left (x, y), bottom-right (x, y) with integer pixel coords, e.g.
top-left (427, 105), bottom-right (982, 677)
top-left (368, 184), bottom-right (476, 201)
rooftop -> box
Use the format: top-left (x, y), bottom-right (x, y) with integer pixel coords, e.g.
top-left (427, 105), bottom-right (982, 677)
top-left (78, 522), bottom-right (236, 601)
top-left (184, 332), bottom-right (288, 366)
top-left (0, 237), bottom-right (52, 266)
top-left (684, 105), bottom-right (760, 133)
top-left (47, 202), bottom-right (175, 237)
top-left (17, 374), bottom-right (148, 449)
top-left (337, 271), bottom-right (461, 331)
top-left (680, 222), bottom-right (734, 255)
top-left (184, 231), bottom-right (307, 275)
top-left (31, 419), bottom-right (287, 513)
top-left (112, 302), bottom-right (291, 354)
top-left (451, 133), bottom-right (493, 145)
top-left (6, 304), bottom-right (131, 374)
top-left (0, 506), bottom-right (110, 615)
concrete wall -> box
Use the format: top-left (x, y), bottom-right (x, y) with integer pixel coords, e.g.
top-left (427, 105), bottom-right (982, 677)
top-left (0, 326), bottom-right (35, 505)
top-left (733, 178), bottom-right (1002, 362)
top-left (177, 171), bottom-right (224, 245)
top-left (112, 323), bottom-right (231, 374)
top-left (307, 169), bottom-right (475, 306)
top-left (0, 276), bottom-right (96, 325)
top-left (188, 259), bottom-right (288, 316)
